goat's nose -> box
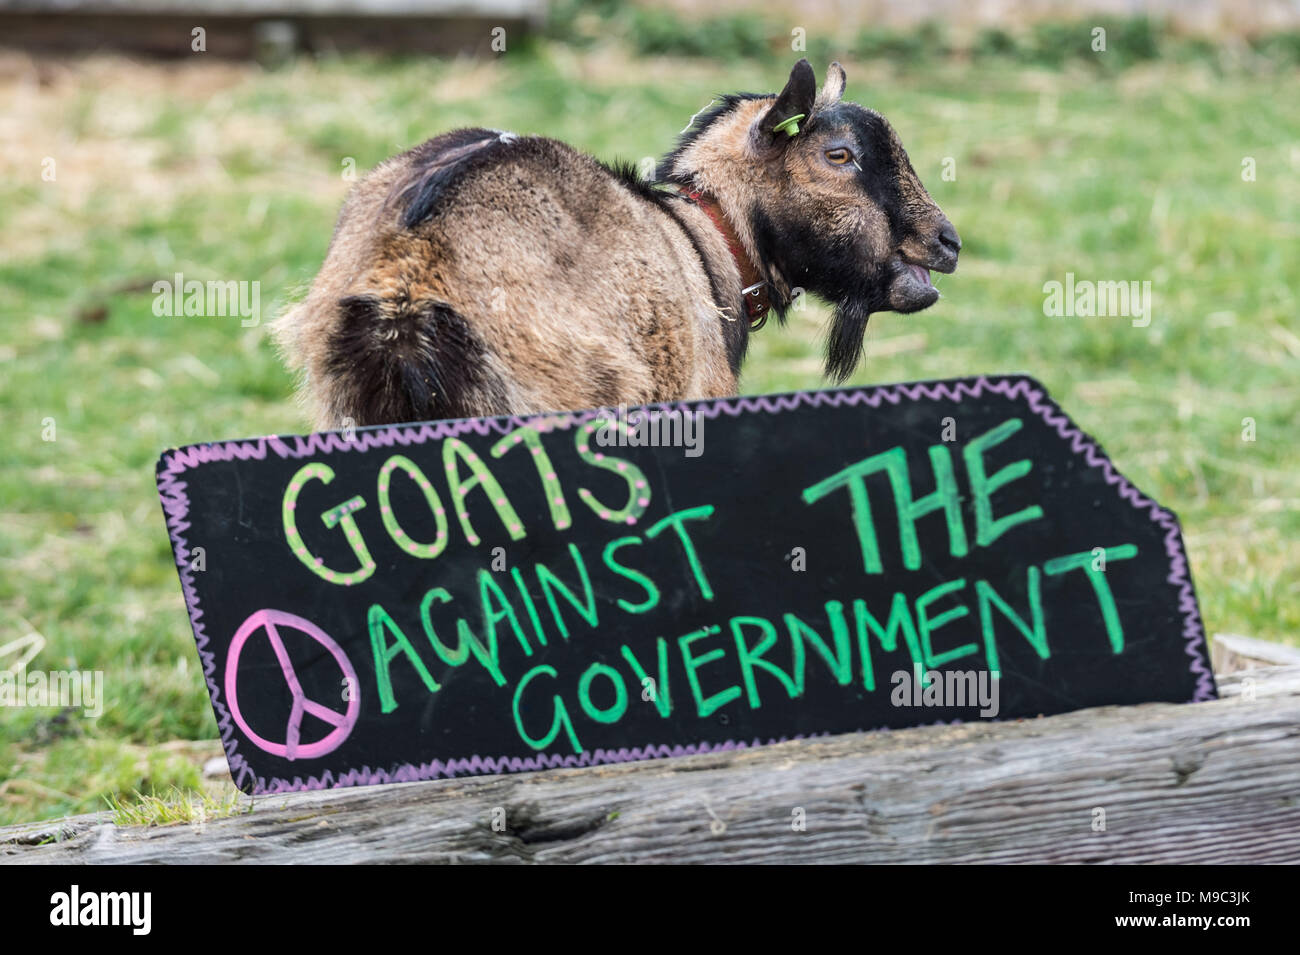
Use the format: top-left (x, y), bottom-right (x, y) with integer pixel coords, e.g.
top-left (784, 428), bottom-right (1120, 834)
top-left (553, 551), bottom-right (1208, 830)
top-left (937, 220), bottom-right (961, 254)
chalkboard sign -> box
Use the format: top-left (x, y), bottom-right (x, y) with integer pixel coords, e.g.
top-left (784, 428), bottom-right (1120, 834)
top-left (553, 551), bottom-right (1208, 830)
top-left (156, 375), bottom-right (1215, 795)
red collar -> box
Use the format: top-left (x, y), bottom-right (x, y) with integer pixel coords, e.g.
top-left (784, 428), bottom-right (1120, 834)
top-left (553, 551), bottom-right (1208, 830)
top-left (681, 189), bottom-right (772, 328)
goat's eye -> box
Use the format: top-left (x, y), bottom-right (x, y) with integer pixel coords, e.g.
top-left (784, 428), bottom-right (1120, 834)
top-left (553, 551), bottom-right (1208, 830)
top-left (825, 148), bottom-right (853, 166)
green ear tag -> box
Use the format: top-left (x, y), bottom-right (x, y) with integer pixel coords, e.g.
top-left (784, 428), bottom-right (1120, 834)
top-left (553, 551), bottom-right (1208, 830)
top-left (773, 113), bottom-right (806, 137)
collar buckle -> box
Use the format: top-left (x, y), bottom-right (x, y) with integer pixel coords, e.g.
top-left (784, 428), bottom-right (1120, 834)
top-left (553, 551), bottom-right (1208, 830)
top-left (742, 281), bottom-right (769, 329)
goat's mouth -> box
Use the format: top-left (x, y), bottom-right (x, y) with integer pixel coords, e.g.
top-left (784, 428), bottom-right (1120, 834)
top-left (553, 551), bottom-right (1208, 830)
top-left (888, 256), bottom-right (943, 312)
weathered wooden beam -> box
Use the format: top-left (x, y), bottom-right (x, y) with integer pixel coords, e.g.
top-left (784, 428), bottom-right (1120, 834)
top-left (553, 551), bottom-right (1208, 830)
top-left (4, 666), bottom-right (1298, 864)
top-left (1212, 632), bottom-right (1300, 674)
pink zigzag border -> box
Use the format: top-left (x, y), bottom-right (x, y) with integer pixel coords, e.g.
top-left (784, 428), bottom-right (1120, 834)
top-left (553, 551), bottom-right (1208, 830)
top-left (155, 374), bottom-right (1216, 795)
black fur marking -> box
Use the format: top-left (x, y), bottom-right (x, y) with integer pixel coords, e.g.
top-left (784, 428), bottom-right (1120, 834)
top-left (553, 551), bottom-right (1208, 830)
top-left (326, 295), bottom-right (506, 425)
top-left (825, 297), bottom-right (875, 383)
top-left (394, 128), bottom-right (514, 229)
top-left (404, 127), bottom-right (501, 165)
top-left (750, 205), bottom-right (892, 383)
top-left (600, 158), bottom-right (673, 206)
top-left (829, 104), bottom-right (908, 240)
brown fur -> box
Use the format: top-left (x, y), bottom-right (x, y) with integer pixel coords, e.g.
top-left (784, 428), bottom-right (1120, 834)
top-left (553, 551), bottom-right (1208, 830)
top-left (274, 61), bottom-right (959, 429)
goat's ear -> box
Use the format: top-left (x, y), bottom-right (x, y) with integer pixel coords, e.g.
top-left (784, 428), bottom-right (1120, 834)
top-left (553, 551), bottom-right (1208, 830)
top-left (760, 59), bottom-right (817, 139)
top-left (817, 62), bottom-right (846, 108)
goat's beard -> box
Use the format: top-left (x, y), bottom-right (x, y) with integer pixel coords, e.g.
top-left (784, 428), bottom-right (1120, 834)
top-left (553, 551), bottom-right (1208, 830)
top-left (826, 297), bottom-right (872, 383)
top-left (824, 258), bottom-right (934, 382)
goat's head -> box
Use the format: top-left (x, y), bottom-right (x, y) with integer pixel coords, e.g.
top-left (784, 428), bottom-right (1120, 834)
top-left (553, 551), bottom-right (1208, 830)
top-left (661, 59), bottom-right (960, 381)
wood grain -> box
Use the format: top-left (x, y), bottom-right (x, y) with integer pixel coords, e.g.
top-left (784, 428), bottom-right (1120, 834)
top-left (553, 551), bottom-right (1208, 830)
top-left (1213, 633), bottom-right (1300, 674)
top-left (4, 666), bottom-right (1297, 864)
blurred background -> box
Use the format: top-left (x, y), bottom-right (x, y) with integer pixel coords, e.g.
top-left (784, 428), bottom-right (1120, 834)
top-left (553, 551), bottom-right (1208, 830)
top-left (1, 0), bottom-right (1297, 826)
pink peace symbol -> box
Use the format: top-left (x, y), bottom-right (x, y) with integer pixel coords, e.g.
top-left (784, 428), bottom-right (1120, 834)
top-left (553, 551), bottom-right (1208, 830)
top-left (224, 609), bottom-right (360, 761)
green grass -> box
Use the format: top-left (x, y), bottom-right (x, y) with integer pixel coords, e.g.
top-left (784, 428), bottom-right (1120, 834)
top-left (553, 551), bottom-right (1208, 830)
top-left (106, 786), bottom-right (250, 829)
top-left (1, 32), bottom-right (1297, 825)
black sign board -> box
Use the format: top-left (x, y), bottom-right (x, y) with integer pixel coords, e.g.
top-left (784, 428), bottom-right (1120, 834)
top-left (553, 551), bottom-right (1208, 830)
top-left (157, 375), bottom-right (1215, 795)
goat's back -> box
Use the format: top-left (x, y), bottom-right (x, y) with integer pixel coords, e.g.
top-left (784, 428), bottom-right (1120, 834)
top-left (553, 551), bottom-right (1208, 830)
top-left (274, 129), bottom-right (737, 429)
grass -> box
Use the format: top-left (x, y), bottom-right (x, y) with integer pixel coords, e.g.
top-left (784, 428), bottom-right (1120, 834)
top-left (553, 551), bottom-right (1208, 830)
top-left (106, 786), bottom-right (249, 829)
top-left (1, 28), bottom-right (1297, 826)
